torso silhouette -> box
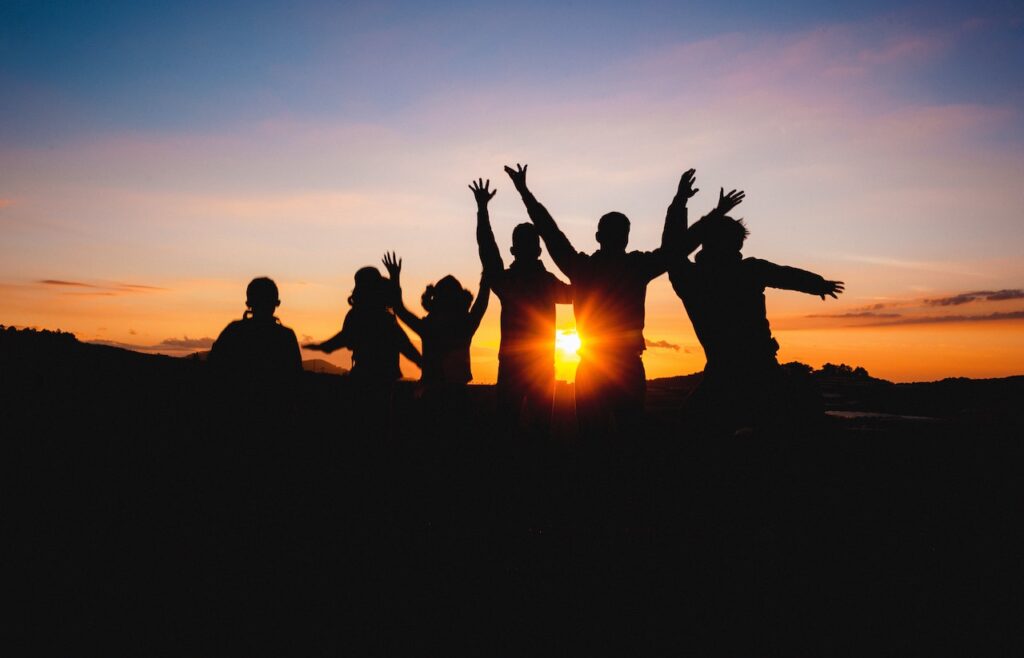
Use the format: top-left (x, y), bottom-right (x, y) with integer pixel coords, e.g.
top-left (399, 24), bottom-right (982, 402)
top-left (670, 253), bottom-right (829, 373)
top-left (209, 316), bottom-right (302, 380)
top-left (340, 307), bottom-right (410, 381)
top-left (490, 259), bottom-right (572, 370)
top-left (419, 313), bottom-right (475, 385)
top-left (570, 249), bottom-right (665, 357)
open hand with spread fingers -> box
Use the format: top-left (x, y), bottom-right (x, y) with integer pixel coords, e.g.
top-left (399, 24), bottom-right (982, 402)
top-left (715, 187), bottom-right (746, 215)
top-left (676, 168), bottom-right (699, 202)
top-left (469, 178), bottom-right (496, 207)
top-left (382, 251), bottom-right (402, 285)
top-left (820, 280), bottom-right (845, 300)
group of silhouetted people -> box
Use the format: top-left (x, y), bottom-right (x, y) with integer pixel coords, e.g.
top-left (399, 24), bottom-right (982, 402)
top-left (209, 164), bottom-right (844, 437)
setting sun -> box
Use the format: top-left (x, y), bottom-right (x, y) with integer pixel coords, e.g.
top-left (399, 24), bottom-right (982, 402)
top-left (556, 329), bottom-right (581, 357)
top-left (555, 329), bottom-right (582, 381)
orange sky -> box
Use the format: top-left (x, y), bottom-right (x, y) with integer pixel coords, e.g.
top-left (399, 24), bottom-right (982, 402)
top-left (2, 2), bottom-right (1023, 382)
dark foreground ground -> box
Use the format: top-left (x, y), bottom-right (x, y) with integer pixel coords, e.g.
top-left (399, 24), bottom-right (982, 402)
top-left (4, 328), bottom-right (1023, 655)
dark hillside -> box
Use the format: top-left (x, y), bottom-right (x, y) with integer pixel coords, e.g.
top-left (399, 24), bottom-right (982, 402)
top-left (3, 326), bottom-right (1021, 654)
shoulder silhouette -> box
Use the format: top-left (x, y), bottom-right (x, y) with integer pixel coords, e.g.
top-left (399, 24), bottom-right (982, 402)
top-left (209, 276), bottom-right (302, 382)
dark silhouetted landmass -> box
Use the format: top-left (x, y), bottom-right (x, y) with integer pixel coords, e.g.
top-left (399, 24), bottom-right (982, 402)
top-left (3, 325), bottom-right (1021, 654)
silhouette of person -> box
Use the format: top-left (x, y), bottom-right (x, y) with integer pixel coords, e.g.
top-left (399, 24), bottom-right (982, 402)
top-left (209, 277), bottom-right (303, 384)
top-left (668, 199), bottom-right (844, 431)
top-left (382, 253), bottom-right (489, 390)
top-left (503, 164), bottom-right (736, 438)
top-left (471, 178), bottom-right (572, 437)
top-left (304, 266), bottom-right (422, 381)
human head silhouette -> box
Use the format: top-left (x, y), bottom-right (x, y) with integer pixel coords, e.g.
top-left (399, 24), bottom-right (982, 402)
top-left (349, 266), bottom-right (389, 309)
top-left (245, 277), bottom-right (280, 320)
top-left (596, 212), bottom-right (630, 253)
top-left (701, 215), bottom-right (749, 256)
top-left (510, 223), bottom-right (542, 261)
top-left (422, 275), bottom-right (473, 315)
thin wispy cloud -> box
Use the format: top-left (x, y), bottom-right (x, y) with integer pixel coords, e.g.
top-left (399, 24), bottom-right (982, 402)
top-left (40, 279), bottom-right (99, 288)
top-left (37, 279), bottom-right (166, 294)
top-left (646, 338), bottom-right (682, 351)
top-left (807, 311), bottom-right (902, 319)
top-left (862, 310), bottom-right (1024, 327)
top-left (925, 289), bottom-right (1024, 306)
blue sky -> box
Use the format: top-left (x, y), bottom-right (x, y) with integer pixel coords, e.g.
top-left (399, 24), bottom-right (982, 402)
top-left (3, 0), bottom-right (1021, 141)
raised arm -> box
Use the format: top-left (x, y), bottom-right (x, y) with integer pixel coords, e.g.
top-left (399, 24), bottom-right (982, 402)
top-left (662, 168), bottom-right (698, 256)
top-left (471, 178), bottom-right (504, 284)
top-left (395, 323), bottom-right (423, 369)
top-left (504, 163), bottom-right (580, 279)
top-left (468, 274), bottom-right (490, 334)
top-left (756, 259), bottom-right (845, 299)
top-left (382, 252), bottom-right (426, 336)
top-left (642, 168), bottom-right (700, 278)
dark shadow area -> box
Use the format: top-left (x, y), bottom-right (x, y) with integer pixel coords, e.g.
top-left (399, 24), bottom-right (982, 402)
top-left (4, 326), bottom-right (1022, 654)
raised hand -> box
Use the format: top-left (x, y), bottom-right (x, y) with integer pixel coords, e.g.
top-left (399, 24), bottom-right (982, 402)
top-left (715, 187), bottom-right (746, 215)
top-left (469, 178), bottom-right (497, 206)
top-left (503, 163), bottom-right (528, 191)
top-left (676, 168), bottom-right (699, 201)
top-left (382, 251), bottom-right (402, 285)
top-left (820, 280), bottom-right (845, 300)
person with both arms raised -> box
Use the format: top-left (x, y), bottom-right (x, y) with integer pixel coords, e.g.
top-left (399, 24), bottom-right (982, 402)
top-left (471, 177), bottom-right (572, 438)
top-left (503, 163), bottom-right (744, 438)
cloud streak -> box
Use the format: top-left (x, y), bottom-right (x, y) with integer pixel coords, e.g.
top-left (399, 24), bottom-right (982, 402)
top-left (38, 279), bottom-right (167, 294)
top-left (925, 289), bottom-right (1024, 306)
top-left (807, 311), bottom-right (903, 319)
top-left (862, 310), bottom-right (1024, 327)
top-left (646, 338), bottom-right (682, 351)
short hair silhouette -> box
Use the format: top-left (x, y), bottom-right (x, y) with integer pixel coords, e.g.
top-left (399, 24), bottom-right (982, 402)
top-left (511, 223), bottom-right (541, 260)
top-left (209, 276), bottom-right (302, 384)
top-left (702, 215), bottom-right (750, 253)
top-left (245, 277), bottom-right (280, 315)
top-left (596, 212), bottom-right (630, 252)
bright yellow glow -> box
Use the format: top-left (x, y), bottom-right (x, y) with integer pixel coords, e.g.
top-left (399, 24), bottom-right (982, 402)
top-left (554, 328), bottom-right (582, 381)
top-left (556, 329), bottom-right (581, 357)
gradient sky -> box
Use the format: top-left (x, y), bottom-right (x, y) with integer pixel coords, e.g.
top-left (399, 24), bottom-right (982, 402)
top-left (2, 0), bottom-right (1023, 382)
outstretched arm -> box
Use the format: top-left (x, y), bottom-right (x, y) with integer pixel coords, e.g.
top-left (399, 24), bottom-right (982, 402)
top-left (757, 259), bottom-right (845, 299)
top-left (304, 326), bottom-right (348, 354)
top-left (382, 252), bottom-right (426, 336)
top-left (471, 178), bottom-right (504, 285)
top-left (468, 274), bottom-right (490, 334)
top-left (504, 163), bottom-right (581, 280)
